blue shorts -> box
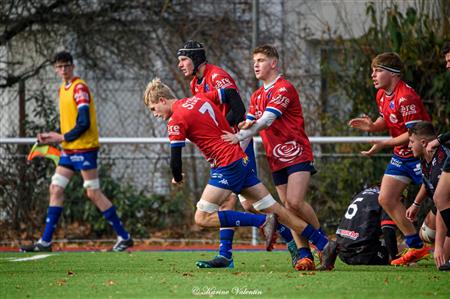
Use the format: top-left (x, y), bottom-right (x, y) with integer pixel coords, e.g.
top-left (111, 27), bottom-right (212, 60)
top-left (208, 157), bottom-right (260, 194)
top-left (59, 150), bottom-right (98, 171)
top-left (244, 139), bottom-right (257, 176)
top-left (384, 155), bottom-right (422, 185)
top-left (272, 161), bottom-right (317, 186)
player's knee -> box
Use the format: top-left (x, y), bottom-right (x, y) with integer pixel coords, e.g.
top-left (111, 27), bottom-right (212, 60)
top-left (252, 194), bottom-right (277, 211)
top-left (378, 195), bottom-right (392, 209)
top-left (51, 173), bottom-right (69, 189)
top-left (195, 199), bottom-right (219, 227)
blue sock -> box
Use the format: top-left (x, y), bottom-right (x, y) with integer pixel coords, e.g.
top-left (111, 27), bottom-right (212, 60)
top-left (42, 206), bottom-right (63, 243)
top-left (219, 229), bottom-right (234, 259)
top-left (102, 206), bottom-right (129, 240)
top-left (300, 224), bottom-right (328, 251)
top-left (298, 247), bottom-right (314, 260)
top-left (277, 223), bottom-right (293, 243)
top-left (217, 211), bottom-right (266, 227)
top-left (405, 233), bottom-right (423, 249)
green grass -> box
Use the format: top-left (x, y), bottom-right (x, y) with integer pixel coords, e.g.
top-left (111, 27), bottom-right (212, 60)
top-left (0, 251), bottom-right (449, 299)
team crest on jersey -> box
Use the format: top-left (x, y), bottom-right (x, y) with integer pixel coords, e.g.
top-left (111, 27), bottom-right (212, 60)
top-left (204, 84), bottom-right (210, 92)
top-left (389, 101), bottom-right (395, 109)
top-left (273, 141), bottom-right (302, 162)
top-left (389, 113), bottom-right (398, 123)
top-left (266, 91), bottom-right (272, 99)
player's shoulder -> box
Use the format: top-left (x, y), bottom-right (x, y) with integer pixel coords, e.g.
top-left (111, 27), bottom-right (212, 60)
top-left (395, 80), bottom-right (419, 100)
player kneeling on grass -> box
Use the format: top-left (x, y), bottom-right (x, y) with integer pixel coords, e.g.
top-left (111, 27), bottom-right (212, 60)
top-left (143, 78), bottom-right (338, 271)
top-left (407, 121), bottom-right (450, 270)
top-left (335, 185), bottom-right (399, 265)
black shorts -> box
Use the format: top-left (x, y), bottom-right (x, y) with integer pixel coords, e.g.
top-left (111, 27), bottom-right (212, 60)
top-left (338, 245), bottom-right (389, 265)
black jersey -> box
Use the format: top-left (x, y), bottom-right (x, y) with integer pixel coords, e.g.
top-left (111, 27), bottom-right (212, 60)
top-left (336, 186), bottom-right (394, 256)
top-left (421, 145), bottom-right (450, 198)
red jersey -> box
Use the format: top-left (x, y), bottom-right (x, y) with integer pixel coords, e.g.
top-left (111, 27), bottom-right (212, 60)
top-left (168, 94), bottom-right (245, 168)
top-left (247, 76), bottom-right (313, 172)
top-left (190, 63), bottom-right (238, 117)
top-left (376, 80), bottom-right (430, 158)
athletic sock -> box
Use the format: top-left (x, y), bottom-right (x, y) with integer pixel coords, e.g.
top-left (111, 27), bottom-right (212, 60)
top-left (102, 206), bottom-right (129, 240)
top-left (300, 224), bottom-right (328, 251)
top-left (298, 247), bottom-right (314, 260)
top-left (41, 206), bottom-right (63, 243)
top-left (218, 229), bottom-right (234, 259)
top-left (405, 233), bottom-right (423, 249)
top-left (217, 211), bottom-right (266, 227)
top-left (440, 208), bottom-right (450, 237)
top-left (287, 240), bottom-right (298, 257)
top-left (277, 223), bottom-right (293, 243)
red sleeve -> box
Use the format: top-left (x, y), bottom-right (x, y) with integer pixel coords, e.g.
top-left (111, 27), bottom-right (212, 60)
top-left (200, 90), bottom-right (221, 106)
top-left (168, 113), bottom-right (187, 148)
top-left (73, 83), bottom-right (91, 108)
top-left (376, 90), bottom-right (384, 118)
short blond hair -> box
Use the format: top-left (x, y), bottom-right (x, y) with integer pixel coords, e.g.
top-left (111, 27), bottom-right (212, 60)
top-left (143, 78), bottom-right (176, 106)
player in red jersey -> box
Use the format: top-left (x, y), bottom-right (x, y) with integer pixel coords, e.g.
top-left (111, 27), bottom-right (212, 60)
top-left (222, 45), bottom-right (329, 271)
top-left (348, 52), bottom-right (431, 266)
top-left (177, 41), bottom-right (296, 269)
top-left (143, 78), bottom-right (337, 271)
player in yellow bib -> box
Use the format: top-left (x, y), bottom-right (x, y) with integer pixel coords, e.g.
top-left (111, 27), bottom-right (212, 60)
top-left (21, 51), bottom-right (133, 252)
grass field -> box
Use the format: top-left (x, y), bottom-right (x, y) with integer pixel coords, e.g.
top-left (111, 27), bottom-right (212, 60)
top-left (0, 250), bottom-right (449, 299)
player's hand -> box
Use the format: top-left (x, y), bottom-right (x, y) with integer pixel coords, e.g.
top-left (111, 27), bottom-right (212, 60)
top-left (171, 173), bottom-right (185, 187)
top-left (238, 120), bottom-right (255, 130)
top-left (221, 130), bottom-right (239, 144)
top-left (433, 245), bottom-right (446, 269)
top-left (37, 132), bottom-right (64, 144)
top-left (426, 138), bottom-right (439, 155)
top-left (360, 140), bottom-right (385, 156)
top-left (406, 205), bottom-right (419, 221)
top-left (348, 114), bottom-right (373, 131)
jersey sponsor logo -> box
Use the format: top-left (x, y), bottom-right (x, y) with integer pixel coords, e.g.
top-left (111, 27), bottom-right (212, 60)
top-left (400, 104), bottom-right (417, 116)
top-left (390, 157), bottom-right (402, 168)
top-left (74, 90), bottom-right (90, 101)
top-left (214, 78), bottom-right (232, 89)
top-left (69, 155), bottom-right (84, 163)
top-left (271, 94), bottom-right (290, 108)
top-left (336, 228), bottom-right (359, 240)
top-left (168, 125), bottom-right (180, 136)
top-left (273, 141), bottom-right (303, 162)
top-left (389, 113), bottom-right (398, 123)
